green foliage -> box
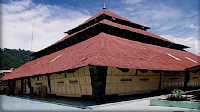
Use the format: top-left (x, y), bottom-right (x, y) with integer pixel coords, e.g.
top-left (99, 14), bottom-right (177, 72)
top-left (0, 48), bottom-right (33, 70)
top-left (166, 89), bottom-right (187, 101)
top-left (171, 89), bottom-right (186, 95)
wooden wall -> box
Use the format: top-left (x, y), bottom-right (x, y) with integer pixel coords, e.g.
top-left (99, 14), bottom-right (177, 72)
top-left (161, 71), bottom-right (185, 90)
top-left (188, 71), bottom-right (200, 87)
top-left (31, 76), bottom-right (48, 94)
top-left (51, 66), bottom-right (92, 97)
top-left (1, 66), bottom-right (199, 97)
top-left (30, 66), bottom-right (92, 97)
top-left (105, 67), bottom-right (192, 96)
top-left (0, 81), bottom-right (8, 91)
top-left (15, 79), bottom-right (21, 93)
top-left (106, 67), bottom-right (160, 95)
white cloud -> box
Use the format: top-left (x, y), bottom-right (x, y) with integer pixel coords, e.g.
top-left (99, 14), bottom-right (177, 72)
top-left (194, 40), bottom-right (200, 55)
top-left (136, 4), bottom-right (182, 22)
top-left (190, 24), bottom-right (199, 30)
top-left (3, 0), bottom-right (32, 13)
top-left (1, 0), bottom-right (91, 52)
top-left (118, 2), bottom-right (183, 29)
top-left (125, 7), bottom-right (133, 11)
top-left (161, 35), bottom-right (200, 56)
top-left (122, 0), bottom-right (144, 4)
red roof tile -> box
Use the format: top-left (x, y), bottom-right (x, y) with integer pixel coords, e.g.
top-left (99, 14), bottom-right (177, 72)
top-left (100, 19), bottom-right (173, 43)
top-left (1, 33), bottom-right (199, 80)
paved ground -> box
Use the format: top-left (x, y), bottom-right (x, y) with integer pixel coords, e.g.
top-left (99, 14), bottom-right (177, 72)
top-left (0, 95), bottom-right (83, 112)
top-left (89, 95), bottom-right (199, 111)
top-left (1, 89), bottom-right (200, 112)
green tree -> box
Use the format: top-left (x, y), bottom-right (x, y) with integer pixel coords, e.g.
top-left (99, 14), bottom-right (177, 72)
top-left (0, 48), bottom-right (33, 70)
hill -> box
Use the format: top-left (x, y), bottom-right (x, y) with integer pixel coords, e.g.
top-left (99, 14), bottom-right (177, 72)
top-left (0, 48), bottom-right (33, 70)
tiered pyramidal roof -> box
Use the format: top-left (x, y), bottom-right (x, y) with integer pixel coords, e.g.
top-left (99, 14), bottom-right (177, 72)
top-left (1, 8), bottom-right (199, 81)
top-left (31, 9), bottom-right (189, 59)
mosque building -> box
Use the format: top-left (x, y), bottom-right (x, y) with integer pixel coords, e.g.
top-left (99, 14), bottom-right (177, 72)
top-left (1, 4), bottom-right (199, 102)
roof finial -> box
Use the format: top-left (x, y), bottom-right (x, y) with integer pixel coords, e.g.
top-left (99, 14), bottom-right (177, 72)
top-left (103, 1), bottom-right (106, 9)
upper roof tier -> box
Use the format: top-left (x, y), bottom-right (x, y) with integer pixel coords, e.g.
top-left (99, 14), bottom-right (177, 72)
top-left (53, 19), bottom-right (173, 46)
top-left (64, 9), bottom-right (150, 35)
top-left (30, 9), bottom-right (189, 59)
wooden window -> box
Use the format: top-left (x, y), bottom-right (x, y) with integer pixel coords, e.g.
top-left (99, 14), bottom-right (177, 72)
top-left (35, 83), bottom-right (42, 85)
top-left (57, 81), bottom-right (64, 85)
top-left (170, 78), bottom-right (179, 81)
top-left (69, 80), bottom-right (78, 84)
top-left (120, 78), bottom-right (132, 83)
top-left (140, 78), bottom-right (149, 82)
top-left (193, 77), bottom-right (198, 79)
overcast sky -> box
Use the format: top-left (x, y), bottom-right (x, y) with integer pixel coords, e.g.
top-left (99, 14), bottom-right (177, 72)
top-left (1, 0), bottom-right (200, 56)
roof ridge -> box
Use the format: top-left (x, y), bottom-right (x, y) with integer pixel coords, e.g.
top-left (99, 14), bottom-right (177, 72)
top-left (91, 33), bottom-right (105, 64)
top-left (82, 9), bottom-right (132, 25)
top-left (104, 9), bottom-right (131, 22)
top-left (90, 33), bottom-right (120, 67)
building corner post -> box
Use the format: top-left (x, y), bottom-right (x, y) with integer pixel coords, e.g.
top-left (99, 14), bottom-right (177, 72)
top-left (89, 65), bottom-right (108, 103)
top-left (158, 71), bottom-right (162, 89)
top-left (184, 71), bottom-right (190, 88)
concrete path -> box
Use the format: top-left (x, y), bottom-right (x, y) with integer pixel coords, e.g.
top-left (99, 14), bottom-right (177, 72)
top-left (0, 95), bottom-right (82, 112)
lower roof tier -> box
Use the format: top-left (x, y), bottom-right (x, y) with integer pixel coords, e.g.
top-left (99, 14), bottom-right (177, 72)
top-left (1, 32), bottom-right (199, 81)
